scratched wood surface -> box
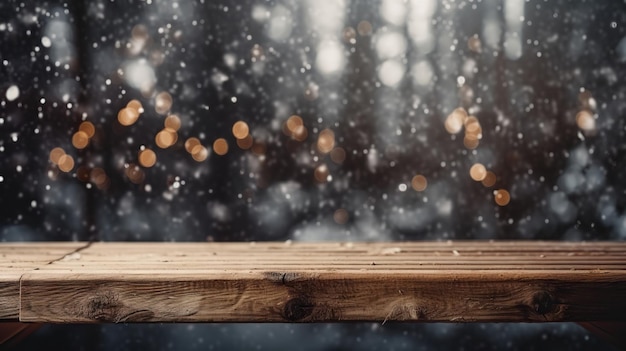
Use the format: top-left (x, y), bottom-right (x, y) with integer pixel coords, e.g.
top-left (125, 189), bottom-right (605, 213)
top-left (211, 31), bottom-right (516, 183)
top-left (0, 242), bottom-right (86, 320)
top-left (4, 241), bottom-right (626, 323)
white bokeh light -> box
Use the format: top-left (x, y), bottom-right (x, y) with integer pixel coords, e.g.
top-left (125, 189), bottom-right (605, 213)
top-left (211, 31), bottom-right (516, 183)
top-left (5, 85), bottom-right (19, 101)
top-left (378, 59), bottom-right (405, 87)
top-left (316, 40), bottom-right (345, 75)
top-left (266, 5), bottom-right (293, 42)
top-left (381, 0), bottom-right (407, 26)
top-left (375, 31), bottom-right (407, 59)
top-left (412, 60), bottom-right (433, 86)
top-left (123, 59), bottom-right (157, 93)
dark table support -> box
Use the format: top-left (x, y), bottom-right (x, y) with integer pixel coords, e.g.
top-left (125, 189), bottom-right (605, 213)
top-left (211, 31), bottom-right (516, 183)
top-left (0, 322), bottom-right (41, 347)
top-left (579, 322), bottom-right (626, 350)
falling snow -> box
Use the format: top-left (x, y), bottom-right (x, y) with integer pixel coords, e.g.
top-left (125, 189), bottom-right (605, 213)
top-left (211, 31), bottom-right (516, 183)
top-left (5, 85), bottom-right (19, 101)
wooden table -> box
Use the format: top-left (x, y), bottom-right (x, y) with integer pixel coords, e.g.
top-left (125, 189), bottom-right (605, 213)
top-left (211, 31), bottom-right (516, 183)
top-left (1, 241), bottom-right (625, 347)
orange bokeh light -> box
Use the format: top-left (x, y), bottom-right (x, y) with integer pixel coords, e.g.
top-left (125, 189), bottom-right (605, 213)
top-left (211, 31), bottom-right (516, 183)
top-left (138, 148), bottom-right (157, 168)
top-left (494, 189), bottom-right (511, 206)
top-left (213, 138), bottom-right (229, 156)
top-left (411, 175), bottom-right (428, 192)
top-left (232, 121), bottom-right (250, 140)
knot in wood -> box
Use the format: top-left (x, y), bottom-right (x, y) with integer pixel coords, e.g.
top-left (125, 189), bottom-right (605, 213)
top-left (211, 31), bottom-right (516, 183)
top-left (87, 291), bottom-right (121, 321)
top-left (532, 291), bottom-right (556, 315)
top-left (283, 296), bottom-right (314, 321)
top-left (86, 290), bottom-right (154, 322)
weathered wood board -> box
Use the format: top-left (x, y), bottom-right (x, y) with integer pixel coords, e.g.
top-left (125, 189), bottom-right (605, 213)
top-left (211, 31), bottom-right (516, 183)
top-left (4, 241), bottom-right (624, 324)
top-left (0, 242), bottom-right (86, 320)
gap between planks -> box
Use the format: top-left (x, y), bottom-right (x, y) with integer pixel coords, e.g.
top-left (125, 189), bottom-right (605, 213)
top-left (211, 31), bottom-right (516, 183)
top-left (13, 242), bottom-right (93, 320)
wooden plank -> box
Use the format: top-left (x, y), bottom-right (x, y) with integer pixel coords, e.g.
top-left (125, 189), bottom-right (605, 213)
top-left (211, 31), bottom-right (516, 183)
top-left (0, 274), bottom-right (21, 320)
top-left (15, 242), bottom-right (626, 323)
top-left (0, 243), bottom-right (86, 320)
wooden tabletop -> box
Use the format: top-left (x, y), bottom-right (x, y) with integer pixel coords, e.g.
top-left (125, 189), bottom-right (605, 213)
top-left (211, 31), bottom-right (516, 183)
top-left (1, 241), bottom-right (625, 323)
top-left (0, 242), bottom-right (86, 320)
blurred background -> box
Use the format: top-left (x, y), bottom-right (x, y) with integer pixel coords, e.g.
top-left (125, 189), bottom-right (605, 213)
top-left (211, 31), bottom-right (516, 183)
top-left (1, 0), bottom-right (625, 349)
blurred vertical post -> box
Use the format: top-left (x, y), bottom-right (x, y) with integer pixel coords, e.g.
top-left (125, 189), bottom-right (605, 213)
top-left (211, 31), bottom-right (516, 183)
top-left (67, 0), bottom-right (97, 242)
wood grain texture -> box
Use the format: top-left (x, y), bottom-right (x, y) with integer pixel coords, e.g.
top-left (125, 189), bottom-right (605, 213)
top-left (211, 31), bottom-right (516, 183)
top-left (0, 243), bottom-right (86, 320)
top-left (6, 241), bottom-right (626, 323)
